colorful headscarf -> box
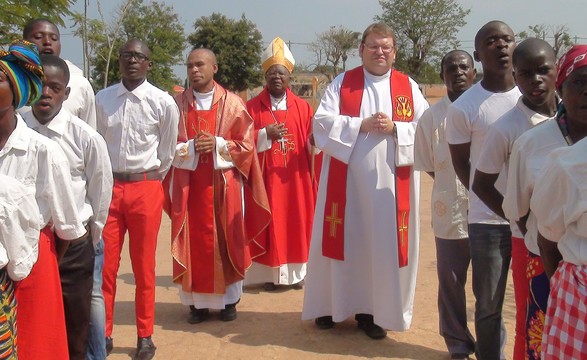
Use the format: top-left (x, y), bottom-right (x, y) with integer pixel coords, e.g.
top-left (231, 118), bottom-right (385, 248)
top-left (555, 45), bottom-right (587, 90)
top-left (0, 40), bottom-right (44, 109)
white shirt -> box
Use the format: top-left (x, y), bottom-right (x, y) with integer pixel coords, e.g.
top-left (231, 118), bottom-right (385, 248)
top-left (530, 137), bottom-right (587, 265)
top-left (503, 119), bottom-right (567, 254)
top-left (0, 117), bottom-right (87, 240)
top-left (23, 109), bottom-right (113, 245)
top-left (64, 60), bottom-right (97, 129)
top-left (96, 80), bottom-right (180, 178)
top-left (0, 175), bottom-right (40, 281)
top-left (446, 82), bottom-right (521, 224)
top-left (414, 96), bottom-right (468, 240)
top-left (476, 98), bottom-right (550, 238)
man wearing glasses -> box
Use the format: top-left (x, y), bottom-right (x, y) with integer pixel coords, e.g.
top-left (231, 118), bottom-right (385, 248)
top-left (302, 23), bottom-right (428, 339)
top-left (96, 39), bottom-right (179, 360)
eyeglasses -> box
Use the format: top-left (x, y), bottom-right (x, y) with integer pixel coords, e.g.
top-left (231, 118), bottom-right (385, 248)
top-left (120, 51), bottom-right (149, 62)
top-left (364, 44), bottom-right (394, 54)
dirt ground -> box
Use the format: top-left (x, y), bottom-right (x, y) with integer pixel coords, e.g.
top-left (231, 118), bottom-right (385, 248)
top-left (107, 176), bottom-right (515, 359)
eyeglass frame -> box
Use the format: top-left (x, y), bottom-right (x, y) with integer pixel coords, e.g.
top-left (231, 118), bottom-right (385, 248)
top-left (119, 51), bottom-right (150, 63)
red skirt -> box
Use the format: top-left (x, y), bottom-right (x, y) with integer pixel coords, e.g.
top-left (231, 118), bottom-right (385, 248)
top-left (15, 227), bottom-right (68, 359)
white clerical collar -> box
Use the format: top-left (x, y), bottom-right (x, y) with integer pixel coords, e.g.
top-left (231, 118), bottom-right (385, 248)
top-left (364, 68), bottom-right (391, 83)
top-left (269, 93), bottom-right (287, 111)
top-left (193, 87), bottom-right (215, 110)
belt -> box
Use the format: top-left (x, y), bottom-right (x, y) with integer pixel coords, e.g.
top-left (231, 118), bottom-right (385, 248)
top-left (113, 171), bottom-right (160, 182)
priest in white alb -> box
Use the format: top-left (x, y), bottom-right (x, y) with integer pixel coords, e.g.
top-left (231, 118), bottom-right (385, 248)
top-left (301, 22), bottom-right (428, 339)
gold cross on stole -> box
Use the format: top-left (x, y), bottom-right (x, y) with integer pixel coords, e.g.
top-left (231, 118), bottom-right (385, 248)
top-left (325, 202), bottom-right (343, 237)
top-left (398, 211), bottom-right (408, 247)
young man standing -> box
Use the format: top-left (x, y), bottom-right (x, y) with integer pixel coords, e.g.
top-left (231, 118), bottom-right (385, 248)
top-left (414, 49), bottom-right (476, 360)
top-left (472, 38), bottom-right (557, 360)
top-left (445, 20), bottom-right (520, 360)
top-left (96, 39), bottom-right (179, 360)
top-left (22, 54), bottom-right (113, 360)
top-left (165, 48), bottom-right (270, 324)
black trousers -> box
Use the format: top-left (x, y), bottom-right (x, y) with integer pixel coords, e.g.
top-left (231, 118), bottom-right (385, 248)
top-left (58, 234), bottom-right (95, 360)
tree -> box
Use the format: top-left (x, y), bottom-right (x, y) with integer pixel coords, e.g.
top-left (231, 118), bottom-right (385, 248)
top-left (375, 0), bottom-right (470, 83)
top-left (518, 24), bottom-right (574, 58)
top-left (188, 13), bottom-right (263, 92)
top-left (0, 0), bottom-right (74, 44)
top-left (309, 26), bottom-right (361, 80)
top-left (77, 0), bottom-right (185, 92)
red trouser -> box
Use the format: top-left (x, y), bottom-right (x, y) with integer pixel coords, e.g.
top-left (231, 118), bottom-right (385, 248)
top-left (102, 180), bottom-right (163, 338)
top-left (511, 236), bottom-right (529, 360)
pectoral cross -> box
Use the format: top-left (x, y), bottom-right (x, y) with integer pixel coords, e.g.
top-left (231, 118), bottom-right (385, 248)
top-left (274, 134), bottom-right (295, 166)
top-left (398, 211), bottom-right (408, 247)
top-left (325, 202), bottom-right (343, 238)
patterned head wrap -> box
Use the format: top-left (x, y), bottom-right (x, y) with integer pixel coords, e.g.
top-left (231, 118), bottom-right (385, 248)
top-left (556, 45), bottom-right (587, 90)
top-left (0, 40), bottom-right (44, 109)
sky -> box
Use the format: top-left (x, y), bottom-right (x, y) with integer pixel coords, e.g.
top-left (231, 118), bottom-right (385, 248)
top-left (61, 0), bottom-right (587, 80)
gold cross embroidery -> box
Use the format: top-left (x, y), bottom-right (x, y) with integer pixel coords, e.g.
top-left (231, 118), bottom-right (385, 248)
top-left (274, 134), bottom-right (295, 166)
top-left (398, 211), bottom-right (408, 247)
top-left (325, 202), bottom-right (343, 238)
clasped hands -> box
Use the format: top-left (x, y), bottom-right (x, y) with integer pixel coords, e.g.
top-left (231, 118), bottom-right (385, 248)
top-left (266, 123), bottom-right (288, 141)
top-left (360, 112), bottom-right (395, 134)
top-left (193, 131), bottom-right (216, 154)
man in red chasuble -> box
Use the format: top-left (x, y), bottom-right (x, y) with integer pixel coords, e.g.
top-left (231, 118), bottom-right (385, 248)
top-left (245, 37), bottom-right (317, 291)
top-left (164, 48), bottom-right (270, 324)
top-left (301, 23), bottom-right (429, 339)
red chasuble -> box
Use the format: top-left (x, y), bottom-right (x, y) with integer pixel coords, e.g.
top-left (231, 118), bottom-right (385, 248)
top-left (246, 87), bottom-right (317, 267)
top-left (164, 84), bottom-right (271, 294)
top-left (322, 67), bottom-right (413, 267)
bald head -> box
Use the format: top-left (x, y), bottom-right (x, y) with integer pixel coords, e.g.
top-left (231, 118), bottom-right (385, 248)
top-left (513, 38), bottom-right (555, 67)
top-left (121, 39), bottom-right (151, 58)
top-left (189, 48), bottom-right (217, 64)
top-left (474, 20), bottom-right (514, 50)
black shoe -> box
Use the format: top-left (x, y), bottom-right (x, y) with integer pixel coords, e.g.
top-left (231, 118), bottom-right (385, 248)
top-left (105, 336), bottom-right (113, 356)
top-left (292, 279), bottom-right (304, 290)
top-left (220, 300), bottom-right (239, 321)
top-left (263, 282), bottom-right (278, 291)
top-left (134, 337), bottom-right (156, 360)
top-left (450, 353), bottom-right (471, 360)
top-left (314, 315), bottom-right (335, 329)
top-left (355, 314), bottom-right (387, 340)
top-left (188, 305), bottom-right (209, 324)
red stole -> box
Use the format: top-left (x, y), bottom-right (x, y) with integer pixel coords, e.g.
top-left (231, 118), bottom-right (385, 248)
top-left (322, 67), bottom-right (413, 268)
top-left (186, 103), bottom-right (219, 293)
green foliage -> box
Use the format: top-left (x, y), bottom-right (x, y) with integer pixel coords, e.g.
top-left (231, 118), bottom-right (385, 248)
top-left (375, 0), bottom-right (469, 83)
top-left (187, 13), bottom-right (263, 92)
top-left (518, 24), bottom-right (573, 58)
top-left (309, 26), bottom-right (361, 80)
top-left (82, 0), bottom-right (185, 92)
top-left (0, 0), bottom-right (75, 45)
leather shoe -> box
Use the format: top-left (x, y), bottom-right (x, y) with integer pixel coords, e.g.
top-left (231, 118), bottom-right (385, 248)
top-left (451, 354), bottom-right (471, 360)
top-left (105, 336), bottom-right (113, 356)
top-left (263, 282), bottom-right (278, 291)
top-left (220, 300), bottom-right (239, 321)
top-left (188, 306), bottom-right (209, 324)
top-left (292, 279), bottom-right (304, 290)
top-left (134, 337), bottom-right (156, 360)
top-left (314, 315), bottom-right (335, 329)
top-left (355, 314), bottom-right (387, 340)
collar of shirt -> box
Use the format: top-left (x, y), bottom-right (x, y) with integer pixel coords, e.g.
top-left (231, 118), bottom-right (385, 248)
top-left (515, 97), bottom-right (551, 126)
top-left (116, 80), bottom-right (150, 101)
top-left (23, 108), bottom-right (69, 137)
top-left (1, 115), bottom-right (30, 155)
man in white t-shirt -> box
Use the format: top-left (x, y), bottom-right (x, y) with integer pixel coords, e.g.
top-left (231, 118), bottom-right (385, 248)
top-left (472, 38), bottom-right (557, 360)
top-left (445, 20), bottom-right (520, 360)
top-left (415, 49), bottom-right (476, 360)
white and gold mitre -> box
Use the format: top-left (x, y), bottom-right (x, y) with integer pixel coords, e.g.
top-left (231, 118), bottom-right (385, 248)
top-left (261, 37), bottom-right (295, 74)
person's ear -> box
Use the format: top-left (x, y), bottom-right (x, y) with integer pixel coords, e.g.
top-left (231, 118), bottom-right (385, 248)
top-left (64, 86), bottom-right (71, 101)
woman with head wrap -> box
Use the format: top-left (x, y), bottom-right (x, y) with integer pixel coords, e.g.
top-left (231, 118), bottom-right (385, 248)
top-left (0, 40), bottom-right (87, 360)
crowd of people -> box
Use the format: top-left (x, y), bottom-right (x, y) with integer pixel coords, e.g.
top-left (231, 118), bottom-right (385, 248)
top-left (0, 15), bottom-right (585, 360)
